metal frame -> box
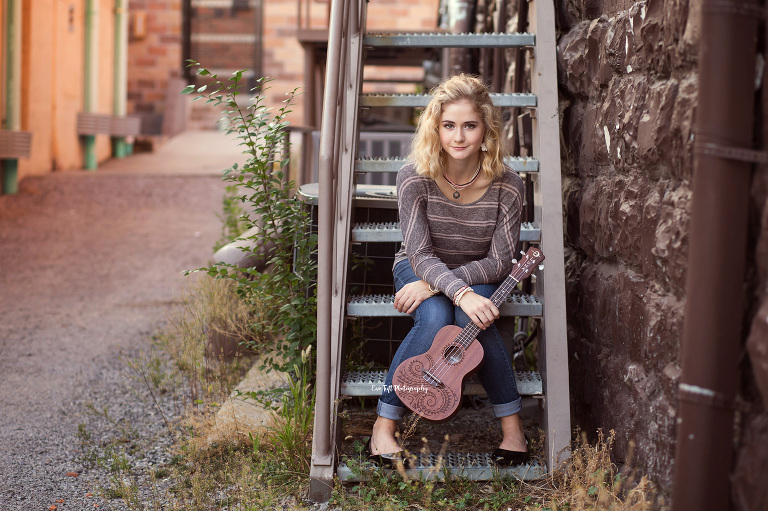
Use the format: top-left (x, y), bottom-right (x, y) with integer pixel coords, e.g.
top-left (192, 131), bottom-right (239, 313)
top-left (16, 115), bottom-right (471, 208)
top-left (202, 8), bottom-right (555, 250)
top-left (310, 0), bottom-right (367, 501)
top-left (311, 0), bottom-right (572, 499)
top-left (528, 0), bottom-right (571, 469)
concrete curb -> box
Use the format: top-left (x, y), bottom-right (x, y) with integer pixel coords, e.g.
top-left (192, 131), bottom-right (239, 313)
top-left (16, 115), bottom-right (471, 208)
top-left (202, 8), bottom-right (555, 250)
top-left (210, 357), bottom-right (288, 441)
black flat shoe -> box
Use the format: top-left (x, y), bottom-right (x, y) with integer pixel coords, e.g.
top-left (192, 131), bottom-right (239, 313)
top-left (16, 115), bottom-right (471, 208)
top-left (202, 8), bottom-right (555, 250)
top-left (491, 437), bottom-right (530, 466)
top-left (365, 439), bottom-right (410, 468)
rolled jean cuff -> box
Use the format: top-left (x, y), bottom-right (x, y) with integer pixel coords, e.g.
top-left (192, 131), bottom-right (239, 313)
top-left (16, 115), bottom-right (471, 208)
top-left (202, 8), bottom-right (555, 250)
top-left (377, 400), bottom-right (406, 421)
top-left (492, 397), bottom-right (523, 418)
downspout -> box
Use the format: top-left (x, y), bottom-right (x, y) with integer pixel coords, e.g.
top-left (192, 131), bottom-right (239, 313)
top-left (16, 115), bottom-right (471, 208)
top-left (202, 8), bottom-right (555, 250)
top-left (2, 0), bottom-right (21, 195)
top-left (112, 0), bottom-right (129, 158)
top-left (83, 0), bottom-right (99, 170)
top-left (444, 0), bottom-right (475, 76)
top-left (672, 0), bottom-right (760, 508)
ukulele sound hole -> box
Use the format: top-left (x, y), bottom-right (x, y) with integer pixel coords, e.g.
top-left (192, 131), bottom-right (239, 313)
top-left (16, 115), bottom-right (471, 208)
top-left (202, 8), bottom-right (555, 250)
top-left (442, 345), bottom-right (463, 365)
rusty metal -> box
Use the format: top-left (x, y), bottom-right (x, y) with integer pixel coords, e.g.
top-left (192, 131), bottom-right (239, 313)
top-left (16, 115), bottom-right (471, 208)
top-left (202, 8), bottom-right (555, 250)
top-left (672, 0), bottom-right (760, 508)
top-left (694, 140), bottom-right (768, 164)
top-left (445, 0), bottom-right (476, 75)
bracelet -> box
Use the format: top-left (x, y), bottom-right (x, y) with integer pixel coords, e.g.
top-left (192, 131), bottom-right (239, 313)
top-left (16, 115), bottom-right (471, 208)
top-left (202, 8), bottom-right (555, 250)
top-left (428, 284), bottom-right (439, 295)
top-left (453, 286), bottom-right (473, 306)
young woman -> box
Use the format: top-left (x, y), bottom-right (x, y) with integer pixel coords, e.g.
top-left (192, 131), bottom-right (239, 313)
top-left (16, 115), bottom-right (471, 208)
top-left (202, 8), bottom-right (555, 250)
top-left (368, 74), bottom-right (529, 467)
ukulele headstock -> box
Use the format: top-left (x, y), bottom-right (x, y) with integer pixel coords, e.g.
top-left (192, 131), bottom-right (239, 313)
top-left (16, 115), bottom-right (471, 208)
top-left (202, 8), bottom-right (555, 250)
top-left (511, 246), bottom-right (545, 281)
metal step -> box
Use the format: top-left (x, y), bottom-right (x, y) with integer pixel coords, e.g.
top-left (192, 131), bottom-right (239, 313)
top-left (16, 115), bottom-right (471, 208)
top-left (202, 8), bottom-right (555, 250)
top-left (364, 32), bottom-right (535, 48)
top-left (355, 156), bottom-right (540, 174)
top-left (352, 221), bottom-right (540, 243)
top-left (341, 370), bottom-right (543, 397)
top-left (337, 453), bottom-right (546, 482)
top-left (360, 93), bottom-right (537, 108)
top-left (298, 183), bottom-right (398, 209)
top-left (347, 293), bottom-right (542, 317)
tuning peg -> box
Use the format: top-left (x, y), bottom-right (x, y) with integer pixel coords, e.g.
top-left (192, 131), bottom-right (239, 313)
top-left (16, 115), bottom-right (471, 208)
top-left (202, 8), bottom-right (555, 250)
top-left (520, 250), bottom-right (526, 256)
top-left (538, 264), bottom-right (544, 271)
top-left (512, 259), bottom-right (518, 264)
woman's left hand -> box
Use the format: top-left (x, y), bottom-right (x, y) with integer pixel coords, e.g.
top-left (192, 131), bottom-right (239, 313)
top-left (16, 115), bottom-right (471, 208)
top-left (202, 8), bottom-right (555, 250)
top-left (394, 280), bottom-right (435, 314)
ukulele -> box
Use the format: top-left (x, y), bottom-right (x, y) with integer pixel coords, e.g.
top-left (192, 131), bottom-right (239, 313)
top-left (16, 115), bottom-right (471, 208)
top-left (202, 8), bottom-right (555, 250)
top-left (392, 246), bottom-right (545, 422)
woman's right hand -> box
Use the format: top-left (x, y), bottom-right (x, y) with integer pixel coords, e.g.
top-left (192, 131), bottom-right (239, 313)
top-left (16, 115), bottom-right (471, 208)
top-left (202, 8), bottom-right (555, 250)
top-left (459, 291), bottom-right (499, 329)
top-left (394, 280), bottom-right (435, 314)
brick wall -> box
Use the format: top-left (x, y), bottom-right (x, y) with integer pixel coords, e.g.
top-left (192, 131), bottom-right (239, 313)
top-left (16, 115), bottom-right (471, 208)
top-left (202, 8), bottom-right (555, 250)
top-left (127, 0), bottom-right (183, 134)
top-left (188, 0), bottom-right (438, 125)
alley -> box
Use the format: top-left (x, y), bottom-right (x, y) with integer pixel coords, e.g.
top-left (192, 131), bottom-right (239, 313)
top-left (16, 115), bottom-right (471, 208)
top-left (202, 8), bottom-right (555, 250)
top-left (0, 130), bottom-right (245, 509)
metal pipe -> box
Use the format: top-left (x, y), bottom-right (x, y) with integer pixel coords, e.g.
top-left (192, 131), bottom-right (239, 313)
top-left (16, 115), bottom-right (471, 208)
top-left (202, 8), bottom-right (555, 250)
top-left (112, 0), bottom-right (129, 158)
top-left (446, 0), bottom-right (476, 75)
top-left (672, 0), bottom-right (759, 508)
top-left (2, 0), bottom-right (22, 195)
top-left (83, 0), bottom-right (99, 170)
top-left (251, 0), bottom-right (263, 91)
top-left (311, 0), bottom-right (345, 477)
top-left (182, 0), bottom-right (192, 83)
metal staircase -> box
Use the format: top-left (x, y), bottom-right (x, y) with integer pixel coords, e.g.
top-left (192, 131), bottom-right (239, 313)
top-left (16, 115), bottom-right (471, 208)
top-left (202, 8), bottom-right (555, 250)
top-left (309, 0), bottom-right (569, 500)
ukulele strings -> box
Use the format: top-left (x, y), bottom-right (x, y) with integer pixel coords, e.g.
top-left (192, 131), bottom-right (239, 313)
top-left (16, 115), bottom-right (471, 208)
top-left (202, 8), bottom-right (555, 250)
top-left (423, 252), bottom-right (541, 385)
top-left (424, 270), bottom-right (526, 385)
top-left (421, 254), bottom-right (538, 386)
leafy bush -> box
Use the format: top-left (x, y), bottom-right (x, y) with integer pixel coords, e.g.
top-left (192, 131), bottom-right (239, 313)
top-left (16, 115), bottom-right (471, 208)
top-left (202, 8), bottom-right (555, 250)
top-left (183, 63), bottom-right (317, 376)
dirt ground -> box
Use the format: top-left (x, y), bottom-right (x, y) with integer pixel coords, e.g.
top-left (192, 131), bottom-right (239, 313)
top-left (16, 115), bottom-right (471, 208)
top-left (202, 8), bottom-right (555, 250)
top-left (0, 130), bottom-right (245, 510)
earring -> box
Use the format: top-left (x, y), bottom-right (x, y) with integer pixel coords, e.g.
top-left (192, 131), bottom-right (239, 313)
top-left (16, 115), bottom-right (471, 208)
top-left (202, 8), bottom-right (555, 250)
top-left (481, 142), bottom-right (488, 152)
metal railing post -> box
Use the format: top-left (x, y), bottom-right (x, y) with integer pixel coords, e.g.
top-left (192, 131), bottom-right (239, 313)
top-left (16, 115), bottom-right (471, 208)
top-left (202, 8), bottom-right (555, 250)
top-left (309, 0), bottom-right (347, 500)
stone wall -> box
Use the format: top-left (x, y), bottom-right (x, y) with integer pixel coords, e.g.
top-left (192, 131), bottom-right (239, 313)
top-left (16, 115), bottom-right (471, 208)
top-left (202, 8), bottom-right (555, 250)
top-left (552, 0), bottom-right (768, 504)
top-left (555, 0), bottom-right (697, 495)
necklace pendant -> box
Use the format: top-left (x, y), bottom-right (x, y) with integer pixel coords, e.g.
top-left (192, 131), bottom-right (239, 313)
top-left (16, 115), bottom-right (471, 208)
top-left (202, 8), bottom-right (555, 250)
top-left (453, 191), bottom-right (460, 199)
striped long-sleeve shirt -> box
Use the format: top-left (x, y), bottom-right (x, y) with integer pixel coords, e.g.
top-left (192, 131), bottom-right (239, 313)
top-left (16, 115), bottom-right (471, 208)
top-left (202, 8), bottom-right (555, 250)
top-left (393, 162), bottom-right (525, 301)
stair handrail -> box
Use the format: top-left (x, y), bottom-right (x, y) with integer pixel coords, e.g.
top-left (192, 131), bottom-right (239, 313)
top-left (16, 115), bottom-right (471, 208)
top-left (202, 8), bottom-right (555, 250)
top-left (312, 0), bottom-right (346, 481)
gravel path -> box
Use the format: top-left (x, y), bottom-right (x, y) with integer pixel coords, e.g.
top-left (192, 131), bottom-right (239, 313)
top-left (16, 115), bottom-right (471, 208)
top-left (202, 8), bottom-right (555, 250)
top-left (0, 131), bottom-right (245, 510)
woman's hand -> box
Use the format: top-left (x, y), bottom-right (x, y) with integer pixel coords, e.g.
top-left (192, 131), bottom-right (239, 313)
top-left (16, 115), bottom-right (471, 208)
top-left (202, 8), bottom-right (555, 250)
top-left (459, 291), bottom-right (499, 329)
top-left (394, 280), bottom-right (435, 314)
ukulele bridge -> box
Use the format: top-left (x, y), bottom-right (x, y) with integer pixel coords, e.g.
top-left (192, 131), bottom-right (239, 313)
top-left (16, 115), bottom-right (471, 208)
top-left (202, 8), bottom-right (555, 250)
top-left (422, 370), bottom-right (443, 388)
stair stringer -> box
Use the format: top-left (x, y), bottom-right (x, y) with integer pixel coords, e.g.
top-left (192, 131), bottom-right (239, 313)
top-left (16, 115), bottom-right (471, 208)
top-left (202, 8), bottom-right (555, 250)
top-left (528, 0), bottom-right (572, 470)
top-left (309, 0), bottom-right (368, 501)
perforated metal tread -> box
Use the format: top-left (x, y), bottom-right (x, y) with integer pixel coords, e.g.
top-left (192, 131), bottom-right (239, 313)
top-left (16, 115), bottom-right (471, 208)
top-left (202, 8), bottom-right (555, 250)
top-left (352, 221), bottom-right (540, 243)
top-left (364, 32), bottom-right (535, 48)
top-left (360, 93), bottom-right (537, 108)
top-left (355, 156), bottom-right (540, 174)
top-left (347, 293), bottom-right (542, 317)
top-left (337, 453), bottom-right (546, 481)
top-left (341, 370), bottom-right (543, 397)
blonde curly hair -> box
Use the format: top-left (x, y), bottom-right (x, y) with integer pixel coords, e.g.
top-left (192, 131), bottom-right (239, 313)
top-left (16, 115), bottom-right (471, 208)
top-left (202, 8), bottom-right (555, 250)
top-left (408, 74), bottom-right (506, 180)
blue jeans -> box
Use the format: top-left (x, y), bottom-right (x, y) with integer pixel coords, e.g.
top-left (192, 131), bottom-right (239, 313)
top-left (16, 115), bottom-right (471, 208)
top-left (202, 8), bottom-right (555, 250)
top-left (377, 260), bottom-right (522, 420)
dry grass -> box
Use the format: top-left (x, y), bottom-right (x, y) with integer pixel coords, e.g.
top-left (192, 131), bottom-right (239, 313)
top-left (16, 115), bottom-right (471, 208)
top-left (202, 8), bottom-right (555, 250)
top-left (517, 430), bottom-right (667, 510)
top-left (160, 275), bottom-right (258, 407)
top-left (333, 430), bottom-right (666, 510)
top-left (118, 276), bottom-right (666, 510)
